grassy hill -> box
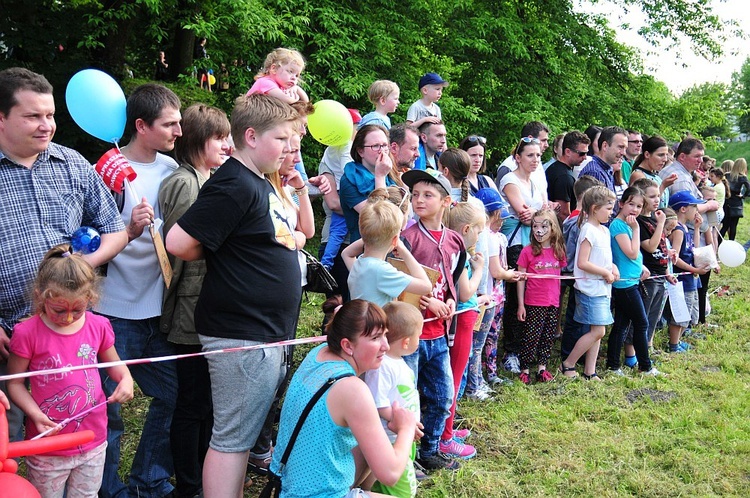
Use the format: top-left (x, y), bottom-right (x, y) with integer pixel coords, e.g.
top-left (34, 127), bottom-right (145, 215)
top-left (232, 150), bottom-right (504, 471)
top-left (706, 140), bottom-right (750, 164)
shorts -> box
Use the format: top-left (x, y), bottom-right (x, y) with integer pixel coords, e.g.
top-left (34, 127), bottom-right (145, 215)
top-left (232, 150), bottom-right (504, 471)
top-left (573, 290), bottom-right (613, 326)
top-left (200, 335), bottom-right (287, 453)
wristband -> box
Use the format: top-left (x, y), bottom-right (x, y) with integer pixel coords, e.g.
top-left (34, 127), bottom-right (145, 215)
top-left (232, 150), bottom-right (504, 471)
top-left (294, 186), bottom-right (309, 196)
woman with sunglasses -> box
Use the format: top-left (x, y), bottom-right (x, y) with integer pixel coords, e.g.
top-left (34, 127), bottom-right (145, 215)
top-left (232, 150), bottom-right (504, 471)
top-left (459, 135), bottom-right (498, 196)
top-left (496, 137), bottom-right (547, 373)
top-left (340, 125), bottom-right (402, 243)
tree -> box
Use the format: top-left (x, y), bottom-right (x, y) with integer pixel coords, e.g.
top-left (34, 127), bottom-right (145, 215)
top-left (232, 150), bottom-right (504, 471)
top-left (732, 57), bottom-right (750, 134)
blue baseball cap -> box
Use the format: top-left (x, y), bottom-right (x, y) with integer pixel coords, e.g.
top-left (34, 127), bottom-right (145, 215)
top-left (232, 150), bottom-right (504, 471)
top-left (418, 72), bottom-right (449, 90)
top-left (475, 188), bottom-right (506, 214)
top-left (669, 190), bottom-right (706, 210)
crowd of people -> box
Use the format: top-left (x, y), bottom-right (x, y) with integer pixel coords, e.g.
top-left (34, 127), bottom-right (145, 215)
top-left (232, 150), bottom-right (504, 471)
top-left (0, 43), bottom-right (747, 498)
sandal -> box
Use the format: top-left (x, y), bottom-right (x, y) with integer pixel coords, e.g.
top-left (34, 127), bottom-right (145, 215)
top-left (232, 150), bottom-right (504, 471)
top-left (582, 372), bottom-right (601, 381)
top-left (559, 363), bottom-right (578, 379)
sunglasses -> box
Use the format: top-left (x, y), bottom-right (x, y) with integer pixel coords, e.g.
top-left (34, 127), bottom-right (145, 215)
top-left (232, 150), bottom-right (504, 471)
top-left (571, 149), bottom-right (587, 157)
top-left (519, 136), bottom-right (540, 144)
top-left (466, 135), bottom-right (487, 146)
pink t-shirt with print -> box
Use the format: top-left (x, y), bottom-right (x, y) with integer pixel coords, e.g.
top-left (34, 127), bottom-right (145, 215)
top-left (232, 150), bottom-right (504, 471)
top-left (10, 312), bottom-right (115, 456)
top-left (517, 246), bottom-right (566, 307)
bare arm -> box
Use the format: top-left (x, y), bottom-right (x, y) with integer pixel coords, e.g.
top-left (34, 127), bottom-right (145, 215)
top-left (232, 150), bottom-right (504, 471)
top-left (295, 191), bottom-right (315, 239)
top-left (321, 173), bottom-right (342, 214)
top-left (83, 230), bottom-right (128, 268)
top-left (7, 354), bottom-right (59, 435)
top-left (577, 238), bottom-right (615, 282)
top-left (329, 378), bottom-right (415, 487)
top-left (341, 239), bottom-right (365, 270)
top-left (265, 87), bottom-right (299, 104)
top-left (516, 266), bottom-right (527, 321)
top-left (503, 183), bottom-right (534, 225)
top-left (99, 346), bottom-right (134, 404)
top-left (640, 211), bottom-right (666, 253)
top-left (395, 240), bottom-right (433, 296)
top-left (165, 222), bottom-right (204, 261)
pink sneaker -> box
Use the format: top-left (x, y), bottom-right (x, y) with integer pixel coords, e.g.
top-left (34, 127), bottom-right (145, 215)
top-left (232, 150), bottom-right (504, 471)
top-left (519, 372), bottom-right (531, 385)
top-left (439, 438), bottom-right (476, 460)
top-left (453, 428), bottom-right (471, 442)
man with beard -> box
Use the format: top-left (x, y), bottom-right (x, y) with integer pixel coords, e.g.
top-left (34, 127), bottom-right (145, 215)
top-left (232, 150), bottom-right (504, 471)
top-left (389, 123), bottom-right (421, 173)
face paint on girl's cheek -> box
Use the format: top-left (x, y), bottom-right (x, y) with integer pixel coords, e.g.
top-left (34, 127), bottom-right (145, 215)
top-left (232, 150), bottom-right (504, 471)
top-left (532, 220), bottom-right (551, 241)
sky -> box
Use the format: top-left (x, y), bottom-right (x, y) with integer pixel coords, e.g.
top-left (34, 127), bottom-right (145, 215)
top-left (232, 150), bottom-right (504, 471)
top-left (587, 0), bottom-right (750, 95)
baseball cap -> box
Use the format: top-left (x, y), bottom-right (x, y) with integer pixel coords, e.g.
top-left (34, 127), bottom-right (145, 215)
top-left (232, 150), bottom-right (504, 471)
top-left (418, 72), bottom-right (450, 90)
top-left (475, 188), bottom-right (507, 214)
top-left (668, 190), bottom-right (706, 210)
top-left (348, 108), bottom-right (362, 124)
top-left (402, 169), bottom-right (451, 197)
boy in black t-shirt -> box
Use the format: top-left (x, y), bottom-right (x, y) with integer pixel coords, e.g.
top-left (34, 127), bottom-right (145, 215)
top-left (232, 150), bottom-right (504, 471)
top-left (166, 94), bottom-right (300, 498)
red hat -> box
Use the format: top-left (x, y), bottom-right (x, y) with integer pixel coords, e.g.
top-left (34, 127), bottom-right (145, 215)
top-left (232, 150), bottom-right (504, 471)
top-left (348, 108), bottom-right (362, 124)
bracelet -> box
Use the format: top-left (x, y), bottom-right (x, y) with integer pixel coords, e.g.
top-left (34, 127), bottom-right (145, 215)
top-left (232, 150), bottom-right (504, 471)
top-left (294, 186), bottom-right (309, 196)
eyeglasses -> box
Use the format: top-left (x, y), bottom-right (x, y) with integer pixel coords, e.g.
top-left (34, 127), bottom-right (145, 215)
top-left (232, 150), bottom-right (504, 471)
top-left (466, 135), bottom-right (487, 146)
top-left (363, 144), bottom-right (389, 152)
top-left (628, 140), bottom-right (643, 144)
top-left (520, 136), bottom-right (540, 144)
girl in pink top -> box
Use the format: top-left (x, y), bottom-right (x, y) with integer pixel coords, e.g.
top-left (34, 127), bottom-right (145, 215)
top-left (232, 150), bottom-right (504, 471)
top-left (246, 47), bottom-right (309, 104)
top-left (8, 244), bottom-right (133, 498)
top-left (516, 210), bottom-right (567, 384)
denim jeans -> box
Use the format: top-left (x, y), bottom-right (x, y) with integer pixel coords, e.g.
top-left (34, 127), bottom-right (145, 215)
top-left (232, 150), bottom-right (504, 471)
top-left (403, 337), bottom-right (453, 457)
top-left (465, 305), bottom-right (495, 394)
top-left (608, 285), bottom-right (651, 371)
top-left (629, 279), bottom-right (667, 344)
top-left (171, 344), bottom-right (212, 498)
top-left (320, 213), bottom-right (347, 268)
top-left (99, 316), bottom-right (177, 498)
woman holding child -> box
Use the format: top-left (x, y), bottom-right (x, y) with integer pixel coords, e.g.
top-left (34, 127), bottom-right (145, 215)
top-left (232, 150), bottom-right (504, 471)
top-left (270, 298), bottom-right (418, 497)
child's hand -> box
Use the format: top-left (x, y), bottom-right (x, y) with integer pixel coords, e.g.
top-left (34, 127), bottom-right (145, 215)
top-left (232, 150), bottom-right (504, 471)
top-left (654, 209), bottom-right (666, 225)
top-left (477, 294), bottom-right (492, 307)
top-left (612, 265), bottom-right (620, 281)
top-left (694, 265), bottom-right (710, 275)
top-left (446, 298), bottom-right (456, 317)
top-left (640, 266), bottom-right (651, 281)
top-left (423, 116), bottom-right (441, 125)
top-left (414, 421), bottom-right (424, 440)
top-left (511, 271), bottom-right (525, 282)
top-left (307, 175), bottom-right (332, 195)
top-left (418, 295), bottom-right (431, 310)
top-left (625, 214), bottom-right (638, 228)
top-left (30, 412), bottom-right (60, 436)
top-left (603, 271), bottom-right (616, 284)
top-left (469, 252), bottom-right (484, 270)
top-left (668, 248), bottom-right (678, 263)
top-left (694, 212), bottom-right (703, 226)
top-left (386, 401), bottom-right (416, 436)
top-left (0, 390), bottom-right (9, 410)
top-left (517, 305), bottom-right (526, 322)
top-left (108, 375), bottom-right (134, 404)
top-left (666, 274), bottom-right (678, 284)
top-left (426, 298), bottom-right (450, 320)
top-left (393, 239), bottom-right (409, 259)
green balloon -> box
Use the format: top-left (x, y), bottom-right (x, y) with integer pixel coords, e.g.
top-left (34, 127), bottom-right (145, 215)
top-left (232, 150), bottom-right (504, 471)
top-left (307, 100), bottom-right (353, 146)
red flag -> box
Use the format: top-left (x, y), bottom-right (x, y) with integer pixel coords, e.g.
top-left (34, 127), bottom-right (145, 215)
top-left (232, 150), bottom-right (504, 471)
top-left (95, 148), bottom-right (137, 193)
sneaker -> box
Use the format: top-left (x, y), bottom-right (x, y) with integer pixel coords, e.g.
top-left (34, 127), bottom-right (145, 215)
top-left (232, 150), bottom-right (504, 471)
top-left (490, 376), bottom-right (513, 387)
top-left (465, 389), bottom-right (491, 401)
top-left (416, 452), bottom-right (461, 471)
top-left (503, 354), bottom-right (521, 374)
top-left (683, 329), bottom-right (706, 340)
top-left (608, 368), bottom-right (626, 377)
top-left (678, 341), bottom-right (691, 351)
top-left (453, 428), bottom-right (471, 442)
top-left (536, 369), bottom-right (554, 383)
top-left (668, 343), bottom-right (687, 353)
top-left (476, 381), bottom-right (493, 395)
top-left (247, 454), bottom-right (272, 476)
top-left (519, 372), bottom-right (531, 385)
top-left (623, 355), bottom-right (637, 368)
top-left (439, 438), bottom-right (477, 460)
top-left (413, 460), bottom-right (430, 481)
top-left (641, 367), bottom-right (662, 376)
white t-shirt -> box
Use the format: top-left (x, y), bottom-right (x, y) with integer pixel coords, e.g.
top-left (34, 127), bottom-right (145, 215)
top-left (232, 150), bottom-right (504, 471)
top-left (574, 222), bottom-right (613, 297)
top-left (364, 354), bottom-right (420, 442)
top-left (406, 100), bottom-right (441, 122)
top-left (498, 172), bottom-right (545, 246)
top-left (499, 154), bottom-right (548, 199)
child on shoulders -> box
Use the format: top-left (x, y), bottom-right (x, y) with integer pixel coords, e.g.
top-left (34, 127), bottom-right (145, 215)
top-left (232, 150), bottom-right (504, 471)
top-left (359, 80), bottom-right (400, 130)
top-left (406, 73), bottom-right (449, 129)
top-left (246, 48), bottom-right (309, 104)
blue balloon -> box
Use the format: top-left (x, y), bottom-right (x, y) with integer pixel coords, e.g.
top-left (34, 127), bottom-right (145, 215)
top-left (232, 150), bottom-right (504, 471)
top-left (66, 69), bottom-right (127, 143)
top-left (71, 226), bottom-right (101, 255)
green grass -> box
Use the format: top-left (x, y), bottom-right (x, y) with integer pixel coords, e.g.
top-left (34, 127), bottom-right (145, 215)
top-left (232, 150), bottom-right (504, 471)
top-left (706, 140), bottom-right (750, 164)
top-left (120, 212), bottom-right (750, 498)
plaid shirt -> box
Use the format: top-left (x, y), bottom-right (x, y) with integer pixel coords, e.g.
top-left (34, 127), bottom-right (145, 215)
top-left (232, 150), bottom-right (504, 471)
top-left (0, 142), bottom-right (125, 333)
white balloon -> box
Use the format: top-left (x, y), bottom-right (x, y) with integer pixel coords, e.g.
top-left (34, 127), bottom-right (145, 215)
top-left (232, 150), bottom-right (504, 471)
top-left (718, 240), bottom-right (746, 268)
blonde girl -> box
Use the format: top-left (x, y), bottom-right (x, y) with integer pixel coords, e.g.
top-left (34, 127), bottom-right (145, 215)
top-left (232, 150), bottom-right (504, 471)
top-left (516, 209), bottom-right (566, 384)
top-left (560, 186), bottom-right (618, 380)
top-left (7, 245), bottom-right (133, 498)
top-left (440, 202), bottom-right (487, 459)
top-left (246, 48), bottom-right (309, 104)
